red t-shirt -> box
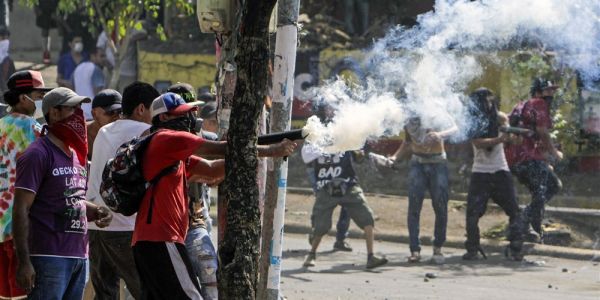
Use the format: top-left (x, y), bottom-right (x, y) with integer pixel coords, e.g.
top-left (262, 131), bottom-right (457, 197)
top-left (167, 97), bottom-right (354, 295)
top-left (132, 130), bottom-right (203, 245)
top-left (518, 97), bottom-right (552, 162)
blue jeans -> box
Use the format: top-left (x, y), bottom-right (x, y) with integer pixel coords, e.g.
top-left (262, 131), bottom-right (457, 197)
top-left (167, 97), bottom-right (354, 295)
top-left (28, 256), bottom-right (87, 300)
top-left (407, 161), bottom-right (449, 252)
top-left (184, 226), bottom-right (218, 300)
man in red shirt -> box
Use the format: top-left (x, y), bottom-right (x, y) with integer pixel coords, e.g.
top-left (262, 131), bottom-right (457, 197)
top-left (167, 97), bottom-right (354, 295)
top-left (132, 92), bottom-right (297, 299)
top-left (510, 78), bottom-right (562, 242)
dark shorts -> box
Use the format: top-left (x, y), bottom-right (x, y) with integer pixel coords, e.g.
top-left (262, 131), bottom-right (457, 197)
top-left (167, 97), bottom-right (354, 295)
top-left (311, 185), bottom-right (374, 236)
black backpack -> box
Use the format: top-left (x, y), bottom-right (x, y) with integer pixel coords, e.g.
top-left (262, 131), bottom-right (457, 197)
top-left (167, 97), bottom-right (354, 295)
top-left (100, 132), bottom-right (179, 217)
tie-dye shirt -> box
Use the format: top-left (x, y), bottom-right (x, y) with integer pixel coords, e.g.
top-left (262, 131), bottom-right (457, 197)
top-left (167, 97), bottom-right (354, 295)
top-left (0, 113), bottom-right (41, 242)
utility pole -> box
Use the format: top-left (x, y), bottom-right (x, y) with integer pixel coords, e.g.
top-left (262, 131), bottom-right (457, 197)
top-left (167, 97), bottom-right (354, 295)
top-left (257, 0), bottom-right (301, 299)
top-left (215, 0), bottom-right (278, 298)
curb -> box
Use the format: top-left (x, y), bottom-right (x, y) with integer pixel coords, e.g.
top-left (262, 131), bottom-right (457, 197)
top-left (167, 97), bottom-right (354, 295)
top-left (287, 187), bottom-right (600, 209)
top-left (283, 222), bottom-right (600, 262)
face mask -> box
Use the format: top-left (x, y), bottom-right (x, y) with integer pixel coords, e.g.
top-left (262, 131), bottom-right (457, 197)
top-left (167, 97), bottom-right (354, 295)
top-left (25, 95), bottom-right (44, 119)
top-left (46, 108), bottom-right (88, 164)
top-left (151, 113), bottom-right (202, 133)
top-left (73, 42), bottom-right (84, 53)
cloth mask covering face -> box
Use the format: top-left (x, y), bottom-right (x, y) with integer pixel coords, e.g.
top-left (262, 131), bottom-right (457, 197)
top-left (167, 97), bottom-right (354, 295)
top-left (73, 42), bottom-right (84, 53)
top-left (151, 113), bottom-right (197, 133)
top-left (44, 107), bottom-right (88, 164)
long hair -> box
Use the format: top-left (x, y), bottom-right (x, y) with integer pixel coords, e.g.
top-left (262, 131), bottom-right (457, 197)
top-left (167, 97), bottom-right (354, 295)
top-left (469, 87), bottom-right (498, 139)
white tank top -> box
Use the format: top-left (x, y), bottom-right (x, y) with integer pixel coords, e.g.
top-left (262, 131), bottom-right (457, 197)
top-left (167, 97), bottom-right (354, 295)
top-left (472, 143), bottom-right (509, 173)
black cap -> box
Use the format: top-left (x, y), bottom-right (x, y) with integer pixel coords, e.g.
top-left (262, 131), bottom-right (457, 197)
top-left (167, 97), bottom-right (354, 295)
top-left (168, 82), bottom-right (202, 104)
top-left (530, 77), bottom-right (559, 95)
top-left (7, 70), bottom-right (53, 93)
top-left (199, 102), bottom-right (217, 119)
top-left (92, 89), bottom-right (122, 112)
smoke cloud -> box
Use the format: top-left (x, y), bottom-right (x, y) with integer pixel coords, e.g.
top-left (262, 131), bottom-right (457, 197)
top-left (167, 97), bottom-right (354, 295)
top-left (304, 0), bottom-right (600, 152)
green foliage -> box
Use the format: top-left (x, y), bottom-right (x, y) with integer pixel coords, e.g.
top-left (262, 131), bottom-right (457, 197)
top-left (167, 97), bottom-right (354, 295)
top-left (19, 0), bottom-right (193, 43)
top-left (508, 51), bottom-right (581, 156)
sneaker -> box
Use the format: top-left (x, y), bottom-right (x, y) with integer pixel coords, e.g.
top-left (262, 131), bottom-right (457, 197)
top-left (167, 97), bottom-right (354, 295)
top-left (462, 251), bottom-right (479, 260)
top-left (303, 252), bottom-right (316, 267)
top-left (366, 255), bottom-right (388, 269)
top-left (431, 247), bottom-right (445, 265)
top-left (333, 240), bottom-right (353, 252)
top-left (407, 251), bottom-right (421, 263)
top-left (43, 51), bottom-right (51, 64)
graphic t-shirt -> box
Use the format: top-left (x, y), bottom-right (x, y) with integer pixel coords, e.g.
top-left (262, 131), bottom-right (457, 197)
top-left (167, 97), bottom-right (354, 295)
top-left (301, 144), bottom-right (357, 191)
top-left (0, 113), bottom-right (41, 242)
top-left (15, 137), bottom-right (88, 258)
top-left (132, 130), bottom-right (204, 246)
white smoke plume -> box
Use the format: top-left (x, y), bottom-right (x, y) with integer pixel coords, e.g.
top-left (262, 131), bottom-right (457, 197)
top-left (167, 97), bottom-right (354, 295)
top-left (304, 0), bottom-right (600, 152)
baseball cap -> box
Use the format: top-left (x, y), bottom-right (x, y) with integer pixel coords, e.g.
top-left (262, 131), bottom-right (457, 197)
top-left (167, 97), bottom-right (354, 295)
top-left (531, 77), bottom-right (559, 94)
top-left (42, 87), bottom-right (91, 115)
top-left (7, 70), bottom-right (53, 93)
top-left (92, 89), bottom-right (122, 112)
top-left (167, 82), bottom-right (204, 104)
top-left (151, 92), bottom-right (203, 118)
top-left (199, 101), bottom-right (217, 119)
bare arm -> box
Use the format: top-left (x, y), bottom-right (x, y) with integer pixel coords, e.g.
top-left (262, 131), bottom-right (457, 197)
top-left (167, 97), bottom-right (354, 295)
top-left (537, 126), bottom-right (562, 160)
top-left (436, 124), bottom-right (458, 139)
top-left (193, 139), bottom-right (298, 158)
top-left (472, 135), bottom-right (508, 149)
top-left (188, 158), bottom-right (226, 184)
top-left (392, 139), bottom-right (412, 161)
top-left (13, 189), bottom-right (35, 291)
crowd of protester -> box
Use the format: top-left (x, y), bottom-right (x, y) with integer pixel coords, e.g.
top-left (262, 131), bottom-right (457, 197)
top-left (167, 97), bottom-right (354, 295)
top-left (301, 78), bottom-right (562, 267)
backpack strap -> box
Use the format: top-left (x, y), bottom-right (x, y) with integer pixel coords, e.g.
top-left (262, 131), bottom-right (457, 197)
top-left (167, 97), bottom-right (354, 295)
top-left (146, 161), bottom-right (181, 224)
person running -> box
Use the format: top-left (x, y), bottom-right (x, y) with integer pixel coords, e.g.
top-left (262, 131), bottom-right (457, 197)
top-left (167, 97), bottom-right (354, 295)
top-left (506, 77), bottom-right (563, 242)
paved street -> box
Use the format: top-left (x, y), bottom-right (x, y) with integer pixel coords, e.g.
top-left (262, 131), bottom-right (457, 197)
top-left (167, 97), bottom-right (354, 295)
top-left (277, 233), bottom-right (600, 300)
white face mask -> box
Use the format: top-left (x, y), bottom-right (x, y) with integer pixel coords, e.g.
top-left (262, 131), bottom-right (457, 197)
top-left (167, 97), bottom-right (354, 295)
top-left (25, 95), bottom-right (44, 119)
top-left (73, 42), bottom-right (84, 53)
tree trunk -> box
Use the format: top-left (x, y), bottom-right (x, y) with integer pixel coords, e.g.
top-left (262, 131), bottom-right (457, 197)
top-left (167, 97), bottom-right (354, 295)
top-left (217, 0), bottom-right (277, 299)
